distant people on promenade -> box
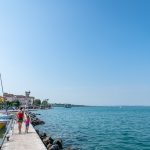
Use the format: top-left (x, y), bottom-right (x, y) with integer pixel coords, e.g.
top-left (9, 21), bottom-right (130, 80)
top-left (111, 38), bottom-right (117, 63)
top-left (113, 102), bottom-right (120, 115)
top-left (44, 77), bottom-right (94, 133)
top-left (24, 115), bottom-right (30, 133)
top-left (16, 107), bottom-right (24, 134)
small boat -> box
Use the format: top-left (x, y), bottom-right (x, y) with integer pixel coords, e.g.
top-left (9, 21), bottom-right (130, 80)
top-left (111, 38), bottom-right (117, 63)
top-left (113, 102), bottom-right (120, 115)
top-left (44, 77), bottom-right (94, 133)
top-left (64, 104), bottom-right (72, 108)
top-left (0, 119), bottom-right (8, 129)
top-left (0, 122), bottom-right (6, 129)
top-left (0, 114), bottom-right (14, 119)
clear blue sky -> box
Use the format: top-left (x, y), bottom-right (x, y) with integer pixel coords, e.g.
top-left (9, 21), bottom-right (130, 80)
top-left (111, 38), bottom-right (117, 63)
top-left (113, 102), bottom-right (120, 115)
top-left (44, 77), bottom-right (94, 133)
top-left (0, 0), bottom-right (150, 105)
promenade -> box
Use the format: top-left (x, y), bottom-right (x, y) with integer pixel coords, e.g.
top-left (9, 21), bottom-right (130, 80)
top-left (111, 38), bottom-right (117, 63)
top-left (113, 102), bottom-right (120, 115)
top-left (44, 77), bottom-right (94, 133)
top-left (2, 121), bottom-right (47, 150)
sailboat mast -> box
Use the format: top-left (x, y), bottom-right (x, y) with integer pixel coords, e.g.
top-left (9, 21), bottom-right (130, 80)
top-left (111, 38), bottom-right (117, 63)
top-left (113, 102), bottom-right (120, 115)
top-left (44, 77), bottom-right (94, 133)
top-left (0, 73), bottom-right (4, 96)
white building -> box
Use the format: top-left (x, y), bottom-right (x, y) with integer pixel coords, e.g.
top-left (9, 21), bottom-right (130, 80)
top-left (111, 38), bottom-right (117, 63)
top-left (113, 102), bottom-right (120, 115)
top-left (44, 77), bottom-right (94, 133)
top-left (4, 92), bottom-right (35, 107)
top-left (3, 93), bottom-right (16, 102)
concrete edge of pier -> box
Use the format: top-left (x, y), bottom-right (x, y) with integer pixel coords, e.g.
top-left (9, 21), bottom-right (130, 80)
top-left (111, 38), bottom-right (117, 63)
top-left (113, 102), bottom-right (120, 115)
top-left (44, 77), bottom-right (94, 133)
top-left (1, 119), bottom-right (47, 150)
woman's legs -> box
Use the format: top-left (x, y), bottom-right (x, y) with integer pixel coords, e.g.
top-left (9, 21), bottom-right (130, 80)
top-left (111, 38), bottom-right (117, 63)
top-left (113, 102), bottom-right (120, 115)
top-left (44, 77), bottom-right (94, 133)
top-left (18, 122), bottom-right (22, 133)
top-left (18, 122), bottom-right (21, 133)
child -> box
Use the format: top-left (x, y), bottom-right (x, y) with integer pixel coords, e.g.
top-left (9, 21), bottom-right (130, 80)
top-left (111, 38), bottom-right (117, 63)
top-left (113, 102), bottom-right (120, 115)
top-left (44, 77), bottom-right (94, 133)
top-left (24, 115), bottom-right (30, 133)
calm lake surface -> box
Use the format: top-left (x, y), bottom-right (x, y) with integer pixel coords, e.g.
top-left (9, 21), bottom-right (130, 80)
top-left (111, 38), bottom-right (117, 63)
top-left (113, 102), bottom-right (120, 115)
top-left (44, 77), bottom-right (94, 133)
top-left (35, 107), bottom-right (150, 150)
top-left (0, 127), bottom-right (6, 145)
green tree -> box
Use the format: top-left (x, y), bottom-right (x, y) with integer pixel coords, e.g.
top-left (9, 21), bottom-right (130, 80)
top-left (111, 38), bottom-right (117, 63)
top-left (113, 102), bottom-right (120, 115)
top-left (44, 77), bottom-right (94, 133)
top-left (12, 100), bottom-right (20, 108)
top-left (33, 99), bottom-right (41, 106)
top-left (41, 100), bottom-right (48, 106)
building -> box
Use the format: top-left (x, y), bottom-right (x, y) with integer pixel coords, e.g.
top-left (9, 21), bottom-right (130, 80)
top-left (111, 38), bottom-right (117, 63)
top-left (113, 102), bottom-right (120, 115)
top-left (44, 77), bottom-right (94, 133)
top-left (3, 92), bottom-right (35, 107)
top-left (3, 93), bottom-right (15, 102)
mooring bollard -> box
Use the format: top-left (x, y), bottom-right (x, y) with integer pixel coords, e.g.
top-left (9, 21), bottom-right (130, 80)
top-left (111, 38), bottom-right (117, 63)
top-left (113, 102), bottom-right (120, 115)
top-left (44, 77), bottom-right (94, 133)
top-left (6, 134), bottom-right (10, 141)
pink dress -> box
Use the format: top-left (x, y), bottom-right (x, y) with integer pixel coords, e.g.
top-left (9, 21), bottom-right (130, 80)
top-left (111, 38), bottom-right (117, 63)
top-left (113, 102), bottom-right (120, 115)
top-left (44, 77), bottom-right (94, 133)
top-left (25, 119), bottom-right (30, 127)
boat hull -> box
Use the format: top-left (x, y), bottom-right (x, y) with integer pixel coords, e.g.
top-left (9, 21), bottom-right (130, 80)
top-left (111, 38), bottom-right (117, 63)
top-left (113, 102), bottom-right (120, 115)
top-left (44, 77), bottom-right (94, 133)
top-left (0, 122), bottom-right (6, 129)
top-left (0, 114), bottom-right (14, 119)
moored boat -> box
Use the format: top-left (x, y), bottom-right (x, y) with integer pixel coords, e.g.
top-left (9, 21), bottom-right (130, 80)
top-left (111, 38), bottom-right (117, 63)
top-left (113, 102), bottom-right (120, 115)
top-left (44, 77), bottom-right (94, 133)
top-left (0, 119), bottom-right (8, 129)
top-left (0, 122), bottom-right (6, 129)
top-left (64, 104), bottom-right (72, 108)
top-left (0, 114), bottom-right (14, 119)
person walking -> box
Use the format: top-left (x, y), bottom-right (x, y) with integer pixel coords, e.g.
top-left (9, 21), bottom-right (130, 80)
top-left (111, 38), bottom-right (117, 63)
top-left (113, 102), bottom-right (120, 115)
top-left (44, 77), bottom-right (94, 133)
top-left (17, 107), bottom-right (24, 134)
top-left (24, 115), bottom-right (30, 133)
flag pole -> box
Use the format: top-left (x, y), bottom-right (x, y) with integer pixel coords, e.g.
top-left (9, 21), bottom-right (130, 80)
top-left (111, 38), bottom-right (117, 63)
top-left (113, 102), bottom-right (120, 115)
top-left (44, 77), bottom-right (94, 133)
top-left (0, 73), bottom-right (4, 96)
top-left (0, 73), bottom-right (8, 113)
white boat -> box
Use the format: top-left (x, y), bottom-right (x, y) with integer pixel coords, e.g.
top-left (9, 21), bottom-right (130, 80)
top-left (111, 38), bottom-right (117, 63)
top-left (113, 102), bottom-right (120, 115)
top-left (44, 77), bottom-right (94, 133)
top-left (64, 104), bottom-right (72, 108)
top-left (0, 113), bottom-right (14, 119)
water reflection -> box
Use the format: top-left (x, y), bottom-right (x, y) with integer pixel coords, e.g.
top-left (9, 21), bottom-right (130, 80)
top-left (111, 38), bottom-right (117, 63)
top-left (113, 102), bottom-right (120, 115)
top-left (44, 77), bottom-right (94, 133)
top-left (0, 127), bottom-right (6, 143)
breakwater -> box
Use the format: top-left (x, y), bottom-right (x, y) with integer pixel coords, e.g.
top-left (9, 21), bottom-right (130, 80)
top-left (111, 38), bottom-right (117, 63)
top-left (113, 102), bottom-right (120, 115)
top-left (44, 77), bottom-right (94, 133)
top-left (29, 112), bottom-right (68, 150)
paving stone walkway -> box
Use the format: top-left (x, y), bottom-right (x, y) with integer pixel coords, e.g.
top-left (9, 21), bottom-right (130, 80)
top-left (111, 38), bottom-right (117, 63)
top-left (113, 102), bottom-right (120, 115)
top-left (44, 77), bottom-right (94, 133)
top-left (2, 121), bottom-right (46, 150)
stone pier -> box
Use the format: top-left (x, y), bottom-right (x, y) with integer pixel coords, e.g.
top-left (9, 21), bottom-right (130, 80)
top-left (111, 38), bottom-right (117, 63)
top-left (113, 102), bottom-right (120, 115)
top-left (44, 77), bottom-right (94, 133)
top-left (2, 120), bottom-right (47, 150)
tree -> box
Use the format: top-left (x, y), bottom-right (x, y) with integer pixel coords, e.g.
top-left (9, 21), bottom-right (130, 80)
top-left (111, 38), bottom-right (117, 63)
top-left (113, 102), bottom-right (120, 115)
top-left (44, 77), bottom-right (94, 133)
top-left (5, 101), bottom-right (12, 109)
top-left (0, 97), bottom-right (4, 109)
top-left (41, 100), bottom-right (48, 106)
top-left (12, 100), bottom-right (20, 108)
top-left (33, 99), bottom-right (41, 106)
top-left (0, 97), bottom-right (4, 103)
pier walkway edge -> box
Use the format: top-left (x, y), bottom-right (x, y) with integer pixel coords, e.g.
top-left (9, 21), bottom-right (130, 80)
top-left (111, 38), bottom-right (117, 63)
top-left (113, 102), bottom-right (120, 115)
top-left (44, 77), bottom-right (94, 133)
top-left (2, 119), bottom-right (47, 150)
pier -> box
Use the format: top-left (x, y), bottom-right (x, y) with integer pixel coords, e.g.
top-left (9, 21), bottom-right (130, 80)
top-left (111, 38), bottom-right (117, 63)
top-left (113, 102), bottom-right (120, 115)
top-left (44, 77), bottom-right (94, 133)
top-left (2, 120), bottom-right (47, 150)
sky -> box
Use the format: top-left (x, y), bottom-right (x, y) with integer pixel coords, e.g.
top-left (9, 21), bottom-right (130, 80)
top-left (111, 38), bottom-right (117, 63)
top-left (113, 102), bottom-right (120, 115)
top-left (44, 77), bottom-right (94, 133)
top-left (0, 0), bottom-right (150, 106)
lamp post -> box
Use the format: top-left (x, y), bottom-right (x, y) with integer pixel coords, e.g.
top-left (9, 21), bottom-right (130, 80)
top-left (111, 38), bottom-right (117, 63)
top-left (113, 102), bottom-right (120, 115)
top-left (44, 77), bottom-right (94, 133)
top-left (0, 73), bottom-right (4, 96)
top-left (0, 73), bottom-right (6, 112)
top-left (0, 74), bottom-right (9, 114)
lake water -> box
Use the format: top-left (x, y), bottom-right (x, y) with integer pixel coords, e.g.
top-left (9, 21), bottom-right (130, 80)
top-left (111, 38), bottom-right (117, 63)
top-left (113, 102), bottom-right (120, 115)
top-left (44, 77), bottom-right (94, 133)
top-left (35, 106), bottom-right (150, 150)
top-left (0, 127), bottom-right (6, 145)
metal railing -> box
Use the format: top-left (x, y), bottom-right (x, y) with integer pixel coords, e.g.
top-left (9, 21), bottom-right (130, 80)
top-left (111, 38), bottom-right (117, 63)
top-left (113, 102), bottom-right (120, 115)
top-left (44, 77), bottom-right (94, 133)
top-left (0, 118), bottom-right (15, 149)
